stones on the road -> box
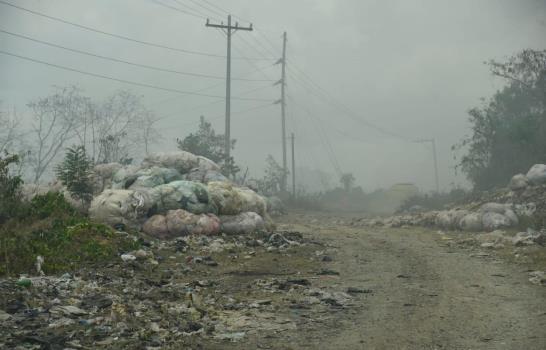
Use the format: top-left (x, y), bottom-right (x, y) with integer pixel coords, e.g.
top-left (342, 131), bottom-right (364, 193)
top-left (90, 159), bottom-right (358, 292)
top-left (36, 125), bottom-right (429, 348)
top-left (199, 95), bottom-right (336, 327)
top-left (120, 253), bottom-right (136, 262)
top-left (346, 287), bottom-right (373, 294)
top-left (80, 294), bottom-right (113, 310)
top-left (50, 305), bottom-right (88, 317)
top-left (529, 271), bottom-right (546, 286)
top-left (512, 229), bottom-right (546, 246)
top-left (215, 332), bottom-right (246, 341)
top-left (0, 311), bottom-right (11, 322)
top-left (305, 289), bottom-right (352, 307)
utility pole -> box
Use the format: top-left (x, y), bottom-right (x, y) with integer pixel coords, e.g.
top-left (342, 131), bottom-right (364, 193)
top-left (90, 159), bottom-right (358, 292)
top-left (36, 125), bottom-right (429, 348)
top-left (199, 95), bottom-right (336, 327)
top-left (291, 132), bottom-right (296, 198)
top-left (431, 138), bottom-right (440, 193)
top-left (206, 16), bottom-right (253, 162)
top-left (414, 138), bottom-right (440, 193)
top-left (279, 32), bottom-right (288, 192)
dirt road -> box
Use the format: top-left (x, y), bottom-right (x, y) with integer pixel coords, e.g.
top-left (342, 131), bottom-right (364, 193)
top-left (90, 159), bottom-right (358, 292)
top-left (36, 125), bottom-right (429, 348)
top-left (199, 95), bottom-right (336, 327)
top-left (272, 212), bottom-right (546, 350)
top-left (2, 212), bottom-right (545, 349)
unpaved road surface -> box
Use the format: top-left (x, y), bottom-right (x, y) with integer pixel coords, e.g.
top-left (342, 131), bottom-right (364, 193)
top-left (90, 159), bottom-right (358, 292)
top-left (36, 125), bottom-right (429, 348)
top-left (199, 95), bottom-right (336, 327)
top-left (2, 212), bottom-right (545, 349)
top-left (276, 212), bottom-right (546, 350)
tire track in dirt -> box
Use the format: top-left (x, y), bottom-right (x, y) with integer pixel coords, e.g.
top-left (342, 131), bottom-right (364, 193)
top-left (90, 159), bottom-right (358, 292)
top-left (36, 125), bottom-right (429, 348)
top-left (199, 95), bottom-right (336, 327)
top-left (284, 215), bottom-right (546, 349)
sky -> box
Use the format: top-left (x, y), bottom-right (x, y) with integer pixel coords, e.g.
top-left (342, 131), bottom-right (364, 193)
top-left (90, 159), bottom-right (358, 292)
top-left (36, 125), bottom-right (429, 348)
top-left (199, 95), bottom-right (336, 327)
top-left (1, 0), bottom-right (545, 192)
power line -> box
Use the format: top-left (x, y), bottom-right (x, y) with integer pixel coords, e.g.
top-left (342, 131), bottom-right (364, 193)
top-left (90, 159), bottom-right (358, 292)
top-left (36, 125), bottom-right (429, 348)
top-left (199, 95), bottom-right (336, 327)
top-left (0, 0), bottom-right (272, 61)
top-left (0, 49), bottom-right (273, 102)
top-left (287, 63), bottom-right (411, 140)
top-left (148, 62), bottom-right (276, 107)
top-left (286, 88), bottom-right (373, 144)
top-left (177, 101), bottom-right (275, 126)
top-left (237, 34), bottom-right (272, 61)
top-left (290, 102), bottom-right (329, 189)
top-left (199, 0), bottom-right (234, 19)
top-left (254, 29), bottom-right (282, 58)
top-left (182, 0), bottom-right (280, 62)
top-left (224, 31), bottom-right (276, 82)
top-left (193, 0), bottom-right (279, 56)
top-left (183, 0), bottom-right (225, 19)
top-left (288, 95), bottom-right (343, 176)
top-left (150, 0), bottom-right (279, 63)
top-left (205, 15), bottom-right (255, 161)
top-left (150, 0), bottom-right (208, 20)
top-left (0, 29), bottom-right (274, 82)
top-left (160, 82), bottom-right (275, 120)
top-left (168, 0), bottom-right (220, 20)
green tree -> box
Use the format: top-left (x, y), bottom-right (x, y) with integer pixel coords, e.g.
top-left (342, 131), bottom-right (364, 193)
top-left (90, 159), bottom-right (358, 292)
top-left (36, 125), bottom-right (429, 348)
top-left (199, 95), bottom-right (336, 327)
top-left (55, 146), bottom-right (93, 203)
top-left (0, 153), bottom-right (23, 224)
top-left (177, 116), bottom-right (239, 177)
top-left (340, 173), bottom-right (356, 192)
top-left (454, 49), bottom-right (546, 190)
top-left (254, 155), bottom-right (288, 196)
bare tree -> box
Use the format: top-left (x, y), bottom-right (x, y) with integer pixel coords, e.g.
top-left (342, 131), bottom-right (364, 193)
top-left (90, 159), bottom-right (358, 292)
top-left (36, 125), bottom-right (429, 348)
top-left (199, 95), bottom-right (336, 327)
top-left (0, 103), bottom-right (21, 154)
top-left (93, 90), bottom-right (160, 163)
top-left (139, 111), bottom-right (162, 156)
top-left (24, 87), bottom-right (160, 181)
top-left (28, 86), bottom-right (87, 183)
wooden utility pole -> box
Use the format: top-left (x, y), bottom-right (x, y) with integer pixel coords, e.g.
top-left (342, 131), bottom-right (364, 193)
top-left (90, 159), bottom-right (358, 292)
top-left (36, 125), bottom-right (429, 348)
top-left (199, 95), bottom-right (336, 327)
top-left (280, 32), bottom-right (288, 192)
top-left (291, 132), bottom-right (296, 198)
top-left (415, 138), bottom-right (440, 193)
top-left (431, 138), bottom-right (440, 193)
top-left (206, 16), bottom-right (253, 162)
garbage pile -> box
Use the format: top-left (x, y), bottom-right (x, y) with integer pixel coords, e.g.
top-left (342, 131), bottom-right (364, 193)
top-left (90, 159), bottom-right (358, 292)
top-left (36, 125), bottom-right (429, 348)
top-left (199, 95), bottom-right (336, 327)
top-left (26, 151), bottom-right (273, 238)
top-left (353, 163), bottom-right (546, 233)
top-left (0, 228), bottom-right (352, 348)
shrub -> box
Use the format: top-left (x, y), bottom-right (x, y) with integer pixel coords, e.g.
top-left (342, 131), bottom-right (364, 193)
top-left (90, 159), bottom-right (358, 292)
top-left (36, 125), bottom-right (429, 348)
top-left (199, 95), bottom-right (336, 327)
top-left (55, 146), bottom-right (93, 203)
top-left (29, 192), bottom-right (76, 219)
top-left (0, 152), bottom-right (23, 224)
top-left (0, 193), bottom-right (140, 276)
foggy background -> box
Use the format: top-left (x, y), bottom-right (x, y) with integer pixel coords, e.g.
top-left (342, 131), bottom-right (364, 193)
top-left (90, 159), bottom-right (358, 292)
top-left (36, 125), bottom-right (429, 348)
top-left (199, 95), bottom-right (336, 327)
top-left (1, 0), bottom-right (545, 192)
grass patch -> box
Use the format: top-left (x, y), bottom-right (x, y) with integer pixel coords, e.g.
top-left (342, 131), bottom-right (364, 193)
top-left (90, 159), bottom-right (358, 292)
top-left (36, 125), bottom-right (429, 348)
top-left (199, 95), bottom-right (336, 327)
top-left (0, 192), bottom-right (140, 277)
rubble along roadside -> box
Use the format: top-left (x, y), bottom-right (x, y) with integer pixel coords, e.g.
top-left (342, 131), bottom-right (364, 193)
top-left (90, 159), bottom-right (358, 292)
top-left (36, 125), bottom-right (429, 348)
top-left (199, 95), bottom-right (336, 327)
top-left (0, 228), bottom-right (359, 349)
top-left (336, 163), bottom-right (546, 288)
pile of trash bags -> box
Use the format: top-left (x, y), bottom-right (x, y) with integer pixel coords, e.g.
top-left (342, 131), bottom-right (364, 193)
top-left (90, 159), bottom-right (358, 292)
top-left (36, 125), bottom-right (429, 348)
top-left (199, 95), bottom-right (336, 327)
top-left (365, 162), bottom-right (546, 233)
top-left (82, 151), bottom-right (272, 238)
top-left (435, 202), bottom-right (520, 232)
top-left (509, 164), bottom-right (546, 190)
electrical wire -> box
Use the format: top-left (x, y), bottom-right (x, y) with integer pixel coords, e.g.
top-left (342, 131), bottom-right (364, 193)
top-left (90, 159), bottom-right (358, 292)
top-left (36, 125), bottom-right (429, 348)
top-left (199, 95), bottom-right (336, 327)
top-left (0, 49), bottom-right (273, 101)
top-left (213, 28), bottom-right (276, 82)
top-left (183, 0), bottom-right (226, 19)
top-left (199, 0), bottom-right (234, 19)
top-left (160, 82), bottom-right (275, 120)
top-left (150, 0), bottom-right (207, 20)
top-left (237, 34), bottom-right (272, 62)
top-left (0, 29), bottom-right (274, 82)
top-left (289, 106), bottom-right (324, 182)
top-left (0, 0), bottom-right (272, 61)
top-left (177, 101), bottom-right (275, 126)
top-left (148, 62), bottom-right (276, 107)
top-left (255, 29), bottom-right (282, 57)
top-left (168, 0), bottom-right (219, 20)
top-left (287, 63), bottom-right (410, 140)
top-left (288, 95), bottom-right (343, 176)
